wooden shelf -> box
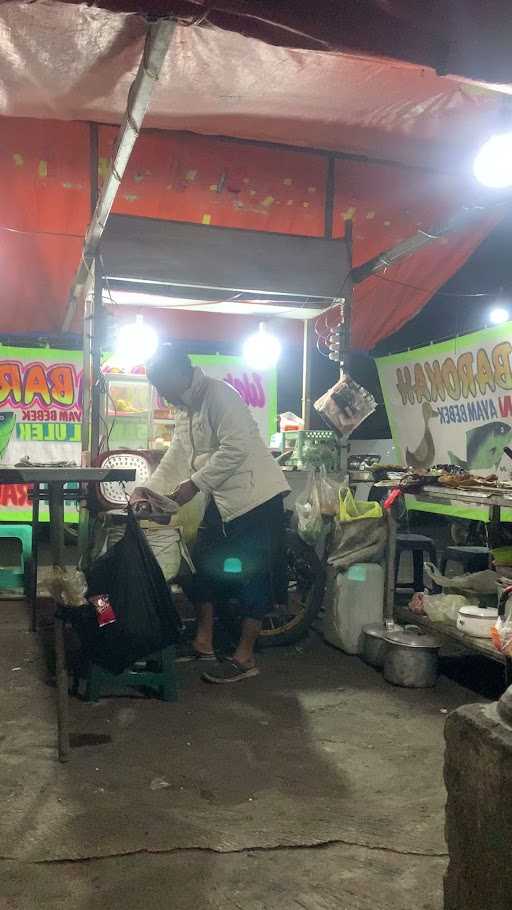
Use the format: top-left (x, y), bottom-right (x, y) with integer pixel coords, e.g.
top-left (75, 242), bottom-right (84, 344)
top-left (396, 607), bottom-right (505, 665)
top-left (414, 485), bottom-right (512, 512)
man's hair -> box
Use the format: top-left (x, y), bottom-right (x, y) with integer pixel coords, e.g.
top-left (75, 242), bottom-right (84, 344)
top-left (146, 343), bottom-right (193, 380)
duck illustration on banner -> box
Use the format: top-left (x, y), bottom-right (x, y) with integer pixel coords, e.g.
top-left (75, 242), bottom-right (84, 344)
top-left (405, 402), bottom-right (439, 469)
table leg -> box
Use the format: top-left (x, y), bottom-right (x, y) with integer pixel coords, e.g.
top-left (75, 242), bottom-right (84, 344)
top-left (48, 482), bottom-right (70, 762)
top-left (30, 484), bottom-right (40, 633)
top-left (48, 481), bottom-right (65, 568)
top-left (55, 614), bottom-right (70, 762)
top-left (384, 504), bottom-right (398, 621)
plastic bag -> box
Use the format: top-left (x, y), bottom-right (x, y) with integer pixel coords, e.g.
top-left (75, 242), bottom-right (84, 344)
top-left (339, 488), bottom-right (382, 522)
top-left (295, 472), bottom-right (323, 545)
top-left (491, 614), bottom-right (512, 657)
top-left (47, 566), bottom-right (88, 607)
top-left (422, 593), bottom-right (470, 623)
top-left (408, 591), bottom-right (426, 614)
top-left (424, 562), bottom-right (498, 594)
top-left (314, 375), bottom-right (377, 436)
top-left (317, 465), bottom-right (341, 515)
top-left (85, 508), bottom-right (181, 674)
top-left (172, 492), bottom-right (206, 545)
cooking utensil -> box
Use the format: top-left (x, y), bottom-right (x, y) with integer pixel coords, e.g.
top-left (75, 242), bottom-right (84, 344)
top-left (361, 621), bottom-right (403, 669)
top-left (383, 625), bottom-right (440, 688)
top-left (456, 605), bottom-right (498, 639)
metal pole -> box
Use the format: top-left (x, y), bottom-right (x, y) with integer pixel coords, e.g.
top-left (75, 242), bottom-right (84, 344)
top-left (90, 256), bottom-right (103, 460)
top-left (324, 156), bottom-right (335, 240)
top-left (350, 204), bottom-right (494, 285)
top-left (81, 279), bottom-right (93, 461)
top-left (341, 218), bottom-right (353, 376)
top-left (384, 504), bottom-right (398, 621)
top-left (301, 319), bottom-right (314, 429)
top-left (81, 124), bottom-right (100, 463)
top-left (61, 17), bottom-right (176, 332)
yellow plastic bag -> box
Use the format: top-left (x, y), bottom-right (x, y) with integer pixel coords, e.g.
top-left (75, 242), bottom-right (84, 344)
top-left (338, 489), bottom-right (382, 522)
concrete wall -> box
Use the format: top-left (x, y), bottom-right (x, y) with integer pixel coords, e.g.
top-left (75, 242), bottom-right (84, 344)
top-left (444, 702), bottom-right (512, 910)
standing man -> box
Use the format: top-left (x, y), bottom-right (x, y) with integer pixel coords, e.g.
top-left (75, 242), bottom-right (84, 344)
top-left (131, 344), bottom-right (289, 683)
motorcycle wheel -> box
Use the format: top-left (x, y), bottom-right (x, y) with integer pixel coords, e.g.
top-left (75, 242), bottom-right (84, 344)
top-left (257, 528), bottom-right (326, 648)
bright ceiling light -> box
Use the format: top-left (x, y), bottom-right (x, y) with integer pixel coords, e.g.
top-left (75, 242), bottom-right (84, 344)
top-left (242, 323), bottom-right (281, 370)
top-left (489, 306), bottom-right (509, 325)
top-left (473, 132), bottom-right (512, 188)
top-left (114, 315), bottom-right (158, 368)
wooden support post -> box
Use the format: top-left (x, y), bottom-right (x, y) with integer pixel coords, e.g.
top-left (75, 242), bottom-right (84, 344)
top-left (48, 482), bottom-right (70, 763)
top-left (55, 614), bottom-right (70, 763)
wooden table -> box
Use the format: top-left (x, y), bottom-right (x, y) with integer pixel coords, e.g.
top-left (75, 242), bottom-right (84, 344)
top-left (0, 466), bottom-right (135, 761)
top-left (409, 484), bottom-right (512, 685)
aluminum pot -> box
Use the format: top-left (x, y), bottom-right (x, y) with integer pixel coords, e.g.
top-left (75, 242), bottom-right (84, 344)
top-left (383, 626), bottom-right (440, 688)
top-left (361, 622), bottom-right (403, 669)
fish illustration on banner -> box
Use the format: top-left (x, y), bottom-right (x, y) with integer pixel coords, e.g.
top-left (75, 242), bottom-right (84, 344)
top-left (448, 422), bottom-right (512, 472)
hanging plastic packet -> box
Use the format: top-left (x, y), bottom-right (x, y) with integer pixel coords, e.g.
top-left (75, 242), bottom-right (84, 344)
top-left (47, 566), bottom-right (88, 607)
top-left (314, 374), bottom-right (376, 436)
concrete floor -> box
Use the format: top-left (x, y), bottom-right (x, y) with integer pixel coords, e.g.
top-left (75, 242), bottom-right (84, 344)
top-left (0, 599), bottom-right (489, 910)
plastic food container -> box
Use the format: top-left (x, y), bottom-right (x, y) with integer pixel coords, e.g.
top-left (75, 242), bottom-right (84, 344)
top-left (456, 606), bottom-right (498, 639)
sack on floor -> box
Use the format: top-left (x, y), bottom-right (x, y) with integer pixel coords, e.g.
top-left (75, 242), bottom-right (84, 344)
top-left (84, 508), bottom-right (181, 674)
top-left (328, 515), bottom-right (387, 570)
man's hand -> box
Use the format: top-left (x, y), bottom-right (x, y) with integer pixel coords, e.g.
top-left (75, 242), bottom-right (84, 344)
top-left (170, 479), bottom-right (199, 507)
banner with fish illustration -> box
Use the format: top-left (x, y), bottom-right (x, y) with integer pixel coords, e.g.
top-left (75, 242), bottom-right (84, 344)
top-left (376, 324), bottom-right (512, 519)
top-left (0, 347), bottom-right (277, 522)
top-left (0, 346), bottom-right (83, 522)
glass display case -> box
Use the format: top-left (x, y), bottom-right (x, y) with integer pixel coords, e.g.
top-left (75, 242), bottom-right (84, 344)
top-left (101, 373), bottom-right (175, 451)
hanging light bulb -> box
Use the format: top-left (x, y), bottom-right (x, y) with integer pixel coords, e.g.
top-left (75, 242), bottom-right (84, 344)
top-left (242, 323), bottom-right (281, 370)
top-left (473, 132), bottom-right (512, 189)
top-left (114, 315), bottom-right (158, 369)
top-left (489, 306), bottom-right (509, 325)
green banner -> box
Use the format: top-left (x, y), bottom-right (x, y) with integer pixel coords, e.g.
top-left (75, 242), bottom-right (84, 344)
top-left (376, 322), bottom-right (512, 521)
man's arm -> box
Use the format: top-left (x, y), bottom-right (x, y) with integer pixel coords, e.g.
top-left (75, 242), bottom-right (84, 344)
top-left (190, 383), bottom-right (253, 494)
top-left (145, 434), bottom-right (188, 496)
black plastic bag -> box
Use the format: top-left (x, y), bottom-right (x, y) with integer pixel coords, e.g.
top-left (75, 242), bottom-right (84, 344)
top-left (84, 508), bottom-right (181, 674)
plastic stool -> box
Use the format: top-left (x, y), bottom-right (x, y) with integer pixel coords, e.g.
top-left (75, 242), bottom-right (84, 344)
top-left (85, 645), bottom-right (178, 703)
top-left (0, 524), bottom-right (32, 592)
top-left (395, 533), bottom-right (437, 592)
top-left (441, 545), bottom-right (489, 576)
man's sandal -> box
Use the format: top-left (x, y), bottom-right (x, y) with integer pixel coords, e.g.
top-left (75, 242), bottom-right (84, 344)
top-left (202, 658), bottom-right (260, 684)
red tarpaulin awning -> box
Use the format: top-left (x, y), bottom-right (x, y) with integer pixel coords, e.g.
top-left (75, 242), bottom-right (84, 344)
top-left (0, 1), bottom-right (509, 347)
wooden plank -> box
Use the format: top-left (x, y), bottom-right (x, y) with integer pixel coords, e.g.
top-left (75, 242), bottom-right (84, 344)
top-left (397, 607), bottom-right (505, 664)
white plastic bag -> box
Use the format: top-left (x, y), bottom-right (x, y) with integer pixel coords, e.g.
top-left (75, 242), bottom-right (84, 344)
top-left (422, 593), bottom-right (470, 623)
top-left (424, 562), bottom-right (498, 594)
top-left (295, 472), bottom-right (323, 545)
top-left (317, 465), bottom-right (341, 515)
